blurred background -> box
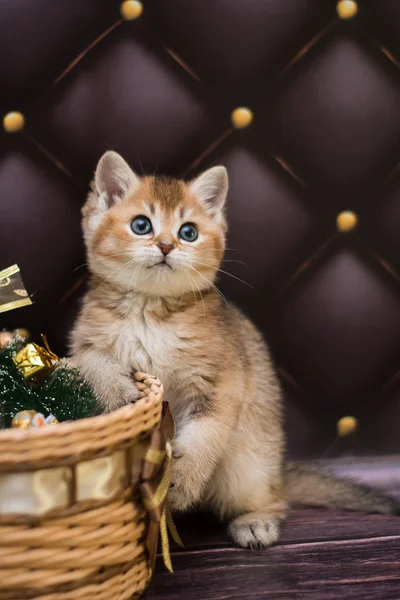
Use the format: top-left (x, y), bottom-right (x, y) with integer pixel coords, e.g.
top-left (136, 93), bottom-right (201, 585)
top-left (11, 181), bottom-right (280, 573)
top-left (1, 0), bottom-right (400, 459)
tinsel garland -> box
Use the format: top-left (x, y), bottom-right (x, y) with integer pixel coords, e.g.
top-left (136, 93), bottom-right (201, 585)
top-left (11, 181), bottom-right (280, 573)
top-left (0, 340), bottom-right (102, 428)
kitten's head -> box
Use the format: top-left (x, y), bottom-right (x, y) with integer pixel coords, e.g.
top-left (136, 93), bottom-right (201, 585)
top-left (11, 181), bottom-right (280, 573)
top-left (83, 151), bottom-right (228, 296)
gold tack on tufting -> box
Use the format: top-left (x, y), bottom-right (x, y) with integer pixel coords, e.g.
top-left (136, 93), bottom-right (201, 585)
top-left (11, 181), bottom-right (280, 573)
top-left (336, 0), bottom-right (358, 20)
top-left (3, 111), bottom-right (25, 133)
top-left (337, 416), bottom-right (358, 437)
top-left (120, 0), bottom-right (143, 20)
top-left (231, 107), bottom-right (253, 129)
top-left (336, 211), bottom-right (358, 232)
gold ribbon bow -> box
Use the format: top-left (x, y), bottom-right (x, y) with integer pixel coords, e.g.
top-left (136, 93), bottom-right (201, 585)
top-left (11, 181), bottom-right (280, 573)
top-left (139, 402), bottom-right (183, 572)
top-left (13, 335), bottom-right (59, 381)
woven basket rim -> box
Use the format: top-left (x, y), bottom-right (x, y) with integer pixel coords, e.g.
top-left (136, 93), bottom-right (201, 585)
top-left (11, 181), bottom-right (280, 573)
top-left (0, 372), bottom-right (163, 447)
top-left (0, 398), bottom-right (151, 443)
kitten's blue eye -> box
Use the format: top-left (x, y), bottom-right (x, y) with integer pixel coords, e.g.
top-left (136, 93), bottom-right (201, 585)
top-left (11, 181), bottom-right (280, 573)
top-left (131, 216), bottom-right (152, 235)
top-left (179, 223), bottom-right (198, 242)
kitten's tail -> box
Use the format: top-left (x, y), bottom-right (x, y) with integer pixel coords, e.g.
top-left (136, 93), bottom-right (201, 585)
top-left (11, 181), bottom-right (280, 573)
top-left (285, 462), bottom-right (400, 515)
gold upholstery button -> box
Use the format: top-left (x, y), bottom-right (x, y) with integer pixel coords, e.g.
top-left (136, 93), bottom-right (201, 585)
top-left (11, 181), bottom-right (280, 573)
top-left (231, 107), bottom-right (253, 129)
top-left (337, 1), bottom-right (358, 19)
top-left (3, 111), bottom-right (25, 133)
top-left (336, 211), bottom-right (358, 232)
top-left (337, 416), bottom-right (358, 437)
top-left (120, 0), bottom-right (143, 20)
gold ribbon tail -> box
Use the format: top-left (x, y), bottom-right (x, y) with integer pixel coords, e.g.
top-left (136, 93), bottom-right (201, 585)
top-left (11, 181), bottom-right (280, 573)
top-left (140, 404), bottom-right (184, 573)
top-left (160, 509), bottom-right (173, 573)
top-left (166, 506), bottom-right (185, 548)
top-left (159, 506), bottom-right (184, 573)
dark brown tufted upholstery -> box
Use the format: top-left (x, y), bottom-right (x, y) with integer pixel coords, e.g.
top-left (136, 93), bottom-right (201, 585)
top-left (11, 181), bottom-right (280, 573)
top-left (1, 1), bottom-right (400, 460)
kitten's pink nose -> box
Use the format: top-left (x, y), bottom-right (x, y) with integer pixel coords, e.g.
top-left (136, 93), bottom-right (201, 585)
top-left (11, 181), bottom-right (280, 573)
top-left (158, 242), bottom-right (173, 256)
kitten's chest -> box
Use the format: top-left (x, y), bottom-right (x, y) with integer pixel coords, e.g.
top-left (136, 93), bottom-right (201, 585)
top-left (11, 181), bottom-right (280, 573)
top-left (113, 304), bottom-right (180, 380)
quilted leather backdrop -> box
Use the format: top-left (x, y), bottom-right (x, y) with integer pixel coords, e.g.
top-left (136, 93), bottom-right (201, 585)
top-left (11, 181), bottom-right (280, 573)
top-left (1, 1), bottom-right (400, 458)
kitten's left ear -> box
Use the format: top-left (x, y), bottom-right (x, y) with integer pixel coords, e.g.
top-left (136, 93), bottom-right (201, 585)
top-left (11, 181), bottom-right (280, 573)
top-left (189, 166), bottom-right (228, 219)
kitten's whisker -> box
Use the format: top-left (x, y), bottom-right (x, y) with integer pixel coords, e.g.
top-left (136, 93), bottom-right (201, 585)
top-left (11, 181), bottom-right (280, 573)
top-left (192, 247), bottom-right (239, 252)
top-left (92, 251), bottom-right (134, 260)
top-left (190, 273), bottom-right (207, 319)
top-left (127, 263), bottom-right (140, 294)
top-left (187, 265), bottom-right (228, 305)
top-left (72, 263), bottom-right (88, 272)
top-left (183, 269), bottom-right (198, 306)
top-left (185, 269), bottom-right (206, 319)
top-left (193, 260), bottom-right (254, 289)
top-left (136, 152), bottom-right (145, 176)
top-left (102, 256), bottom-right (137, 284)
top-left (127, 259), bottom-right (145, 294)
top-left (191, 252), bottom-right (247, 266)
top-left (73, 254), bottom-right (134, 275)
top-left (177, 280), bottom-right (186, 310)
top-left (193, 251), bottom-right (246, 265)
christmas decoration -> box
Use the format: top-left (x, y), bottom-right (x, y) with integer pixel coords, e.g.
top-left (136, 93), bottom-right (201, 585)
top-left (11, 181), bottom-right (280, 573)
top-left (0, 264), bottom-right (32, 314)
top-left (0, 331), bottom-right (14, 349)
top-left (0, 336), bottom-right (102, 428)
top-left (0, 329), bottom-right (30, 350)
top-left (12, 410), bottom-right (58, 428)
top-left (13, 336), bottom-right (58, 381)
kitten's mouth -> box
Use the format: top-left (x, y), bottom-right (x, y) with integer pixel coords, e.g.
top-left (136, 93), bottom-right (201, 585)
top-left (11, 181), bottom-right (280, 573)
top-left (151, 261), bottom-right (172, 270)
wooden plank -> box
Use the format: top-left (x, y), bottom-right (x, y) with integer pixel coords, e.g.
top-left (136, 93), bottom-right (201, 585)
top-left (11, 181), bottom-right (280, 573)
top-left (171, 508), bottom-right (400, 551)
top-left (144, 535), bottom-right (400, 600)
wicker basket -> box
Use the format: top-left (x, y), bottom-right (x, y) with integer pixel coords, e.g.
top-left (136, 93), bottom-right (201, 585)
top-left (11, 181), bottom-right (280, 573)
top-left (0, 373), bottom-right (165, 600)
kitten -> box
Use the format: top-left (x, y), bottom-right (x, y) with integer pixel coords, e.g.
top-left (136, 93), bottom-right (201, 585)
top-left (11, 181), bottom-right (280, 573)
top-left (70, 151), bottom-right (399, 548)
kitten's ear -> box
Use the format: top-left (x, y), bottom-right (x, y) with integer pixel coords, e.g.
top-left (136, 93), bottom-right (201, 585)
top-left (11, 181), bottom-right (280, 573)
top-left (94, 151), bottom-right (140, 209)
top-left (189, 166), bottom-right (228, 218)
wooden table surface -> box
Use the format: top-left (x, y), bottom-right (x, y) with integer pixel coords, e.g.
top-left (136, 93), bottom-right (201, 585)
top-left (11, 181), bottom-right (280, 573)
top-left (144, 458), bottom-right (400, 600)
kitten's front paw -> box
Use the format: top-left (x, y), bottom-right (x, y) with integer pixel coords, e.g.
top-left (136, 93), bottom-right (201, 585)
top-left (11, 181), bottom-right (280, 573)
top-left (100, 377), bottom-right (140, 411)
top-left (125, 385), bottom-right (141, 404)
top-left (228, 513), bottom-right (281, 549)
top-left (168, 448), bottom-right (204, 512)
top-left (115, 380), bottom-right (141, 406)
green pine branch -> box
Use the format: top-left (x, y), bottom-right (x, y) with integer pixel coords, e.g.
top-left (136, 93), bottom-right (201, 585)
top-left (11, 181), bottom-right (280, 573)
top-left (0, 341), bottom-right (102, 428)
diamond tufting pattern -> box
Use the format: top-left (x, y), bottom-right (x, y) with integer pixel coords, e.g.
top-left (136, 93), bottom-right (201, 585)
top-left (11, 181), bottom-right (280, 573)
top-left (1, 1), bottom-right (399, 458)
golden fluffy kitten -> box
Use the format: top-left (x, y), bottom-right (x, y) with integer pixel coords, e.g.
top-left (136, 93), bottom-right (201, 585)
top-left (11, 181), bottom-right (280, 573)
top-left (70, 151), bottom-right (399, 548)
